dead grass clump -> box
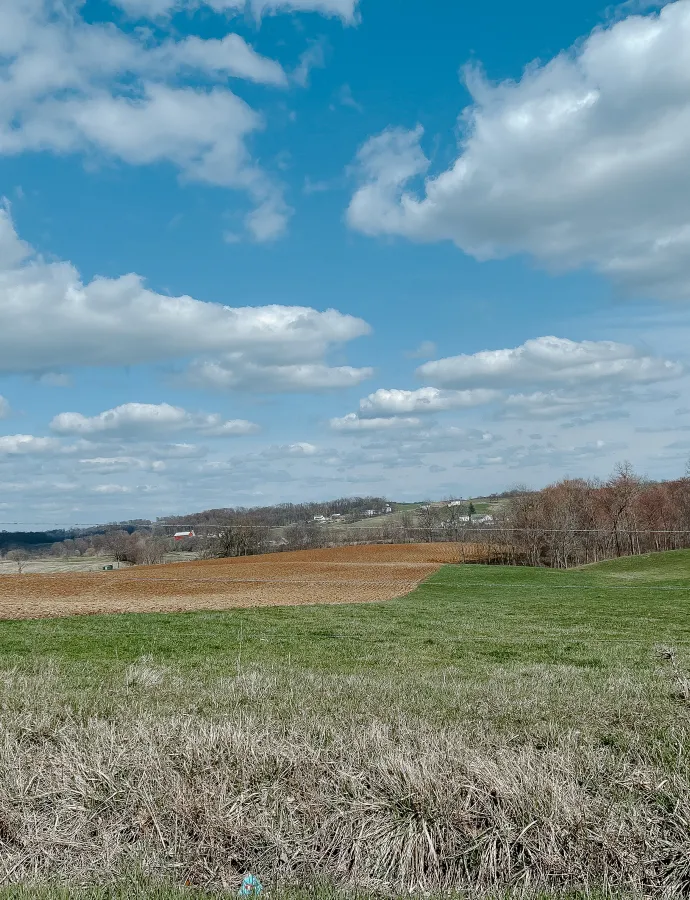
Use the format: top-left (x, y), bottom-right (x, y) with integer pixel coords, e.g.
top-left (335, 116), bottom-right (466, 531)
top-left (655, 647), bottom-right (690, 705)
top-left (0, 708), bottom-right (688, 896)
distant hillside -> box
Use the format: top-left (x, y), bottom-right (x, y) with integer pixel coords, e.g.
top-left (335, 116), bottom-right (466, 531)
top-left (0, 522), bottom-right (144, 554)
top-left (0, 530), bottom-right (72, 553)
top-left (158, 497), bottom-right (390, 529)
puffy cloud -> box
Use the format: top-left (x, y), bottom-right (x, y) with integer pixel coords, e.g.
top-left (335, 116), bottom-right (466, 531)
top-left (417, 337), bottom-right (682, 389)
top-left (0, 0), bottom-right (291, 238)
top-left (0, 209), bottom-right (370, 387)
top-left (347, 0), bottom-right (690, 300)
top-left (0, 396), bottom-right (9, 419)
top-left (50, 403), bottom-right (259, 438)
top-left (339, 338), bottom-right (682, 430)
top-left (330, 334), bottom-right (683, 448)
top-left (330, 413), bottom-right (421, 432)
top-left (0, 435), bottom-right (62, 455)
top-left (359, 387), bottom-right (499, 417)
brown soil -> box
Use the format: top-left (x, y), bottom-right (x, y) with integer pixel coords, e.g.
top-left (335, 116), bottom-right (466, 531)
top-left (0, 543), bottom-right (482, 621)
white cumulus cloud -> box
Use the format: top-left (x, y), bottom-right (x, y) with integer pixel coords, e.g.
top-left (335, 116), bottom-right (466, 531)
top-left (0, 435), bottom-right (62, 455)
top-left (0, 0), bottom-right (292, 239)
top-left (50, 403), bottom-right (259, 438)
top-left (359, 387), bottom-right (499, 417)
top-left (417, 337), bottom-right (682, 389)
top-left (347, 0), bottom-right (690, 300)
top-left (0, 208), bottom-right (371, 388)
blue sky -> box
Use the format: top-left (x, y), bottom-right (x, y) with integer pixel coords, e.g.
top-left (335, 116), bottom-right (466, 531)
top-left (1, 0), bottom-right (690, 526)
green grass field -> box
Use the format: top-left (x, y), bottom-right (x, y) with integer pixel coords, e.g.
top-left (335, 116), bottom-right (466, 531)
top-left (0, 551), bottom-right (688, 898)
top-left (2, 550), bottom-right (688, 676)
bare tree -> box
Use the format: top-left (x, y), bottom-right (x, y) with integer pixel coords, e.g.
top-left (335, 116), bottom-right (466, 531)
top-left (132, 536), bottom-right (167, 566)
top-left (443, 501), bottom-right (466, 542)
top-left (5, 550), bottom-right (30, 574)
top-left (102, 530), bottom-right (134, 563)
top-left (605, 461), bottom-right (643, 557)
top-left (399, 511), bottom-right (414, 543)
top-left (417, 504), bottom-right (439, 543)
top-left (202, 526), bottom-right (264, 559)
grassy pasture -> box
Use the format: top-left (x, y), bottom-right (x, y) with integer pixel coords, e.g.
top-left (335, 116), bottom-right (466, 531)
top-left (0, 551), bottom-right (687, 897)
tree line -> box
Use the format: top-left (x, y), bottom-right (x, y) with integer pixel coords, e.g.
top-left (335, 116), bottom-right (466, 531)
top-left (496, 462), bottom-right (690, 567)
top-left (4, 470), bottom-right (690, 571)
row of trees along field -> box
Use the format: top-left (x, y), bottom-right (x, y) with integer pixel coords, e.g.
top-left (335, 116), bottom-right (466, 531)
top-left (5, 469), bottom-right (690, 569)
top-left (497, 462), bottom-right (690, 568)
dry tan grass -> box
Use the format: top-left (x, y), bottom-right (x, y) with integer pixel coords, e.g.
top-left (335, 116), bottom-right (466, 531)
top-left (0, 662), bottom-right (688, 896)
top-left (0, 544), bottom-right (488, 621)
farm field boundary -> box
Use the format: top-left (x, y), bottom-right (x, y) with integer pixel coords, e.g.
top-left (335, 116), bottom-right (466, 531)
top-left (0, 543), bottom-right (492, 621)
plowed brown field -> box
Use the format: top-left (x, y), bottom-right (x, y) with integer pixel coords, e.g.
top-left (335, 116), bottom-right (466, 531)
top-left (0, 543), bottom-right (479, 620)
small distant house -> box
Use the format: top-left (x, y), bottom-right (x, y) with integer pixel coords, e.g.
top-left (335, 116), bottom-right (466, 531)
top-left (383, 506), bottom-right (393, 514)
top-left (174, 530), bottom-right (195, 541)
top-left (330, 513), bottom-right (343, 520)
top-left (313, 515), bottom-right (327, 523)
top-left (364, 509), bottom-right (376, 517)
top-left (448, 500), bottom-right (465, 508)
